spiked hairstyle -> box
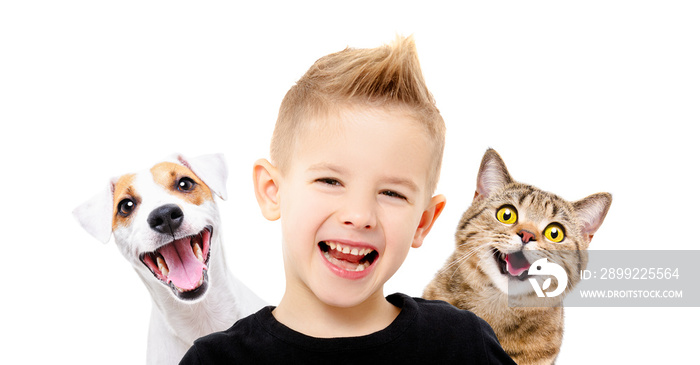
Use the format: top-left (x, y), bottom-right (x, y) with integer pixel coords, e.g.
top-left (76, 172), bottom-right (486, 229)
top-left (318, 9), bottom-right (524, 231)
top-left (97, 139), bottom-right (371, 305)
top-left (270, 36), bottom-right (446, 193)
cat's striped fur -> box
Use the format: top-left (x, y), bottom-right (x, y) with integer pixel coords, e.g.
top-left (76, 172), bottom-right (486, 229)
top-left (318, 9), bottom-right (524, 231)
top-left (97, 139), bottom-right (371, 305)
top-left (424, 149), bottom-right (611, 364)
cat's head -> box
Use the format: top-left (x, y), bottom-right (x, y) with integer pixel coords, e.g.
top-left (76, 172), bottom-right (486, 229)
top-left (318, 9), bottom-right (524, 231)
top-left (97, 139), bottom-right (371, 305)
top-left (459, 149), bottom-right (612, 301)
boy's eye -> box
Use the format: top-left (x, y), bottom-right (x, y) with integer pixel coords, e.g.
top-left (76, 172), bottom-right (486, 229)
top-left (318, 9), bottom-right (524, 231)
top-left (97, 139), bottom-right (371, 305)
top-left (381, 190), bottom-right (407, 201)
top-left (316, 178), bottom-right (342, 186)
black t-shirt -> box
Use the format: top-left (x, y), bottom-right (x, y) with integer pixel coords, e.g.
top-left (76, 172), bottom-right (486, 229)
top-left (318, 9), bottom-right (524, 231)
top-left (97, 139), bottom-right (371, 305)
top-left (180, 293), bottom-right (516, 364)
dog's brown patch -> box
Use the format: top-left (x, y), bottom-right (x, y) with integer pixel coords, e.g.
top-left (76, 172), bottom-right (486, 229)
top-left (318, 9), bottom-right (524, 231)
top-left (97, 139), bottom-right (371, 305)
top-left (150, 162), bottom-right (213, 205)
top-left (112, 173), bottom-right (138, 230)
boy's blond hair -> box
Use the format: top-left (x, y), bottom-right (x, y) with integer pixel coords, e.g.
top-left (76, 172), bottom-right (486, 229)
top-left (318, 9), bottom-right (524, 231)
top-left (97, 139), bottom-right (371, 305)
top-left (271, 36), bottom-right (446, 193)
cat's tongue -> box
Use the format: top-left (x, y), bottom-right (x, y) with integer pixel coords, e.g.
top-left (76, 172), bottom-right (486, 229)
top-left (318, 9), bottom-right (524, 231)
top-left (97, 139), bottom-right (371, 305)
top-left (159, 237), bottom-right (206, 290)
top-left (505, 252), bottom-right (531, 276)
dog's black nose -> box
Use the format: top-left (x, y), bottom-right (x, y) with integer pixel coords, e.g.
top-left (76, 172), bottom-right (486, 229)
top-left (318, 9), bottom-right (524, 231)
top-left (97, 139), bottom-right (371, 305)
top-left (148, 204), bottom-right (184, 235)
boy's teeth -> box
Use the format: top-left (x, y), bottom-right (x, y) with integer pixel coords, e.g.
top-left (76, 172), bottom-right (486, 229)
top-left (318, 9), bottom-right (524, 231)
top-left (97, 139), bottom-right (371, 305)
top-left (355, 262), bottom-right (370, 271)
top-left (326, 241), bottom-right (372, 257)
top-left (157, 257), bottom-right (169, 277)
top-left (193, 243), bottom-right (204, 262)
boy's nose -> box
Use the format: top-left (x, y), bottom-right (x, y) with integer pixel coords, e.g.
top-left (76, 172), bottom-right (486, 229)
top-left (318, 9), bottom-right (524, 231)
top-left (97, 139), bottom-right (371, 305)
top-left (339, 197), bottom-right (377, 230)
top-left (343, 218), bottom-right (373, 229)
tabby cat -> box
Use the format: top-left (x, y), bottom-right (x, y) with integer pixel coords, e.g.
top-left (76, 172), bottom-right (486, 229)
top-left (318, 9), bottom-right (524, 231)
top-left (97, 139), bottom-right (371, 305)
top-left (424, 149), bottom-right (611, 365)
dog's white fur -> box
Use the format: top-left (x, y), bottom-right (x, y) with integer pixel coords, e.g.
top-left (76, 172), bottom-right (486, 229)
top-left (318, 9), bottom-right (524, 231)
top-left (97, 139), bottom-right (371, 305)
top-left (73, 154), bottom-right (265, 364)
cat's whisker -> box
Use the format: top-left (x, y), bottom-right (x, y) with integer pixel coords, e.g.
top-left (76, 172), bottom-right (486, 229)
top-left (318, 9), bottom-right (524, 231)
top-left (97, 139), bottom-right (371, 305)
top-left (442, 247), bottom-right (484, 282)
top-left (437, 245), bottom-right (481, 275)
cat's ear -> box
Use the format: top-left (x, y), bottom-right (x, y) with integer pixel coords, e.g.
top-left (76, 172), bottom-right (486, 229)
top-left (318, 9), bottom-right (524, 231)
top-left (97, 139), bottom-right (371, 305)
top-left (474, 148), bottom-right (513, 201)
top-left (573, 192), bottom-right (612, 244)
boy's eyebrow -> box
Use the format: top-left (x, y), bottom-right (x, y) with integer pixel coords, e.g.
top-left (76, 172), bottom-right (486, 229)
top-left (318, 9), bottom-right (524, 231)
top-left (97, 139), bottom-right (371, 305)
top-left (382, 177), bottom-right (419, 194)
top-left (307, 163), bottom-right (346, 175)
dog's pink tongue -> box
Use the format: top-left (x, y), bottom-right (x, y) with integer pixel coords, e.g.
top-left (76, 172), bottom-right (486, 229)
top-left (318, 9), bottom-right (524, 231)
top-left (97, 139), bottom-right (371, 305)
top-left (159, 238), bottom-right (205, 290)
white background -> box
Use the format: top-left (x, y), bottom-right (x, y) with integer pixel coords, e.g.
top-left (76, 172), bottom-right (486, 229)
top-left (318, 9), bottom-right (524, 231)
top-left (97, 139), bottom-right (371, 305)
top-left (2, 1), bottom-right (698, 363)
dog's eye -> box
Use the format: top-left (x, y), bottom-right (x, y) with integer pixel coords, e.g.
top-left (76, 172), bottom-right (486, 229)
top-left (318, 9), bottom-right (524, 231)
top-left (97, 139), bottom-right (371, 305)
top-left (177, 177), bottom-right (196, 192)
top-left (117, 199), bottom-right (136, 217)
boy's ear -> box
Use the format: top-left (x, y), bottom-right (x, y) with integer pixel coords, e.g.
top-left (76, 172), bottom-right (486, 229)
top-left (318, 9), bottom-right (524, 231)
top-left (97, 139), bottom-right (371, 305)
top-left (412, 194), bottom-right (446, 248)
top-left (253, 159), bottom-right (281, 221)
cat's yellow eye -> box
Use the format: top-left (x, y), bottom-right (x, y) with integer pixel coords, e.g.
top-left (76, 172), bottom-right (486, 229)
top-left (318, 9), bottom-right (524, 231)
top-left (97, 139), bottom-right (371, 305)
top-left (544, 223), bottom-right (565, 243)
top-left (496, 206), bottom-right (518, 225)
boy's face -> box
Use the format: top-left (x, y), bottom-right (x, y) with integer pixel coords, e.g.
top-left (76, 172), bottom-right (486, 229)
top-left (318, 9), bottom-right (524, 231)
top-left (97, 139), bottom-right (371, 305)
top-left (275, 106), bottom-right (441, 309)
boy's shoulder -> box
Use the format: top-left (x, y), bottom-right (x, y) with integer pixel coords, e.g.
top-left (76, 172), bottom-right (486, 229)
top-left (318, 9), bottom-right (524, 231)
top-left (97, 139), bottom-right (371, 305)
top-left (388, 293), bottom-right (495, 340)
top-left (179, 305), bottom-right (275, 364)
top-left (386, 293), bottom-right (516, 364)
top-left (404, 292), bottom-right (474, 318)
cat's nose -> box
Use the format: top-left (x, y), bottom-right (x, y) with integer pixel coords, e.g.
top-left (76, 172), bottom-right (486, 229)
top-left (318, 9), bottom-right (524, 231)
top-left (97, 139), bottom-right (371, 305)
top-left (518, 229), bottom-right (536, 244)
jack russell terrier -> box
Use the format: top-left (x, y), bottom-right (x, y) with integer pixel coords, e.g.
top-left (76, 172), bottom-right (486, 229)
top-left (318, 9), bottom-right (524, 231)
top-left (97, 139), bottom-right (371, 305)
top-left (73, 153), bottom-right (266, 364)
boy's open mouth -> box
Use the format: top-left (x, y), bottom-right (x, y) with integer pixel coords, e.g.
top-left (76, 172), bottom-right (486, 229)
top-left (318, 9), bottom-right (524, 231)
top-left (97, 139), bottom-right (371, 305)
top-left (140, 227), bottom-right (212, 300)
top-left (494, 249), bottom-right (531, 281)
top-left (319, 241), bottom-right (378, 272)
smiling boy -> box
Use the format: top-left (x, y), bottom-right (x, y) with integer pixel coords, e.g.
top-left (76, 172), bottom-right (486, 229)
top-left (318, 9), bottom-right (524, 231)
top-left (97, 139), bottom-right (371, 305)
top-left (180, 36), bottom-right (515, 364)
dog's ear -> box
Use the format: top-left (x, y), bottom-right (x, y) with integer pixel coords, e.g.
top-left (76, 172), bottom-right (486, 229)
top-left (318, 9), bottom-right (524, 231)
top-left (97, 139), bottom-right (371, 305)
top-left (178, 154), bottom-right (228, 201)
top-left (73, 180), bottom-right (115, 244)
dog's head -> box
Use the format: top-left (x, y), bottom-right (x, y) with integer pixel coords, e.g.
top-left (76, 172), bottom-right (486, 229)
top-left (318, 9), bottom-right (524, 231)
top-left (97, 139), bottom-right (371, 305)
top-left (73, 153), bottom-right (228, 301)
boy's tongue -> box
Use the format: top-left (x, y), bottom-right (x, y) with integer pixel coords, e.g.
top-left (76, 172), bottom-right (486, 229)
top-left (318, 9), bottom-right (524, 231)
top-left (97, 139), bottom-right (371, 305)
top-left (327, 249), bottom-right (364, 270)
top-left (328, 249), bottom-right (363, 264)
top-left (159, 237), bottom-right (206, 290)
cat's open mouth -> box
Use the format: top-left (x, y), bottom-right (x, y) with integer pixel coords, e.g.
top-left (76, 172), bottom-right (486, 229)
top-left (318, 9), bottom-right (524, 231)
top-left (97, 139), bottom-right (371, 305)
top-left (494, 249), bottom-right (531, 281)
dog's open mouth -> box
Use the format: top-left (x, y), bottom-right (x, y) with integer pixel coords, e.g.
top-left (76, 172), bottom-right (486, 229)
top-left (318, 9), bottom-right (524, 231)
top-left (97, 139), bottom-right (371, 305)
top-left (494, 249), bottom-right (531, 281)
top-left (140, 226), bottom-right (212, 300)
